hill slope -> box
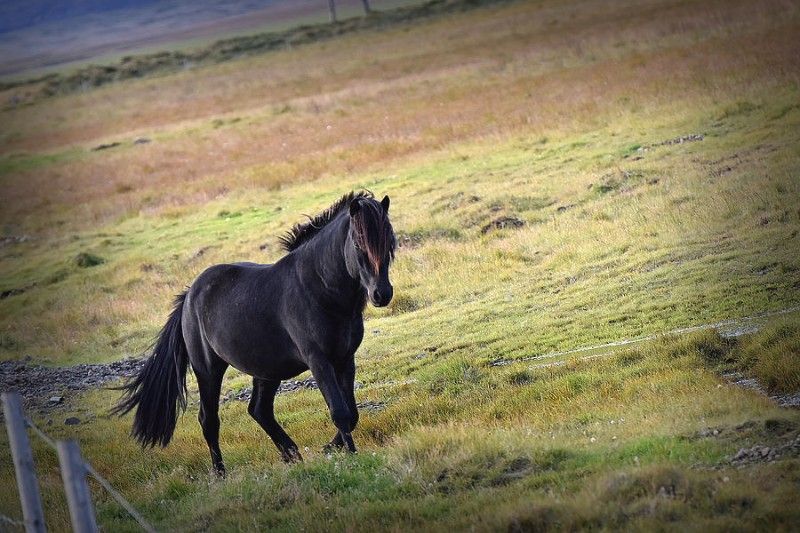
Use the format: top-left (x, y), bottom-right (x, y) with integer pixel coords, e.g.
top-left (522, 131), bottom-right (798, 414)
top-left (0, 0), bottom-right (799, 529)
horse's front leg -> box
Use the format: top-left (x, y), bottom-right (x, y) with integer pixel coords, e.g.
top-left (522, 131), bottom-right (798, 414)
top-left (309, 357), bottom-right (357, 453)
top-left (324, 359), bottom-right (358, 453)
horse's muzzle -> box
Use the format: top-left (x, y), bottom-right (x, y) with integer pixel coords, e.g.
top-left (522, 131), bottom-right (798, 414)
top-left (371, 285), bottom-right (393, 307)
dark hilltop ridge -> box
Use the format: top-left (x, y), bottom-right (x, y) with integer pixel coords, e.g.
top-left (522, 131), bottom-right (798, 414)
top-left (1, 0), bottom-right (513, 109)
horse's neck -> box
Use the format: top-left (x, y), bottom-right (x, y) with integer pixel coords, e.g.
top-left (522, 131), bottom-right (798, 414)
top-left (295, 216), bottom-right (363, 306)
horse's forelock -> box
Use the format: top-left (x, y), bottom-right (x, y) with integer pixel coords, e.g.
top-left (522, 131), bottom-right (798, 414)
top-left (352, 200), bottom-right (394, 273)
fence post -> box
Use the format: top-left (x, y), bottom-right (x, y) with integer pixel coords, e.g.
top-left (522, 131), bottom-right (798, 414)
top-left (56, 440), bottom-right (98, 533)
top-left (327, 0), bottom-right (337, 22)
top-left (1, 392), bottom-right (47, 533)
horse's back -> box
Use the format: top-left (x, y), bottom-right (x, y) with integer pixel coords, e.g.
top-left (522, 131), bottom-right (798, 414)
top-left (188, 261), bottom-right (279, 309)
top-left (232, 261), bottom-right (271, 268)
top-left (184, 260), bottom-right (305, 378)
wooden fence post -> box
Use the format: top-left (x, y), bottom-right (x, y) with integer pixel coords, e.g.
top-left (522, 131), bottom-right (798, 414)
top-left (1, 392), bottom-right (47, 533)
top-left (56, 440), bottom-right (98, 533)
top-left (327, 0), bottom-right (337, 22)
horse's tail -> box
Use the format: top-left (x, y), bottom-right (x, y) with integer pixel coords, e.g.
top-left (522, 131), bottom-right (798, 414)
top-left (111, 291), bottom-right (189, 448)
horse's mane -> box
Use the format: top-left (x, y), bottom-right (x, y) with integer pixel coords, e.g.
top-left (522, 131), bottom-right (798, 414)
top-left (278, 190), bottom-right (374, 252)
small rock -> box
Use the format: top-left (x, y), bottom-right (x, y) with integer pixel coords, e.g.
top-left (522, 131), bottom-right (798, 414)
top-left (356, 400), bottom-right (387, 412)
top-left (64, 417), bottom-right (80, 425)
top-left (48, 396), bottom-right (63, 405)
top-left (133, 137), bottom-right (151, 145)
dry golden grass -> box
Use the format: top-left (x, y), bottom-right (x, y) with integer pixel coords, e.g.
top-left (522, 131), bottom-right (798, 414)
top-left (2, 0), bottom-right (798, 234)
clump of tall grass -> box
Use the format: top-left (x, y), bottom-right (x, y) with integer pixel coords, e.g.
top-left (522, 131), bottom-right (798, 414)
top-left (732, 319), bottom-right (800, 394)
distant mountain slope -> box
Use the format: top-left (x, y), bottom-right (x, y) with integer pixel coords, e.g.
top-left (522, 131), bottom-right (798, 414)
top-left (0, 0), bottom-right (267, 34)
top-left (0, 0), bottom-right (400, 78)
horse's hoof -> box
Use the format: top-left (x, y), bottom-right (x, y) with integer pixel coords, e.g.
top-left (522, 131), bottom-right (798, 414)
top-left (213, 465), bottom-right (227, 478)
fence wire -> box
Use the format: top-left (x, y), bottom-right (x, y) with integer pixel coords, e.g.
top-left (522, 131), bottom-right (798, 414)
top-left (0, 512), bottom-right (25, 529)
top-left (24, 418), bottom-right (156, 533)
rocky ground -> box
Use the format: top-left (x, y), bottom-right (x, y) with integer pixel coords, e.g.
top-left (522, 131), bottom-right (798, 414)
top-left (0, 357), bottom-right (331, 412)
top-left (722, 371), bottom-right (800, 409)
top-left (728, 433), bottom-right (800, 467)
top-left (0, 357), bottom-right (145, 410)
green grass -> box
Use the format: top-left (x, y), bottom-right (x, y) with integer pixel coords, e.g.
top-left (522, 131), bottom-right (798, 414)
top-left (1, 0), bottom-right (800, 529)
top-left (2, 326), bottom-right (798, 531)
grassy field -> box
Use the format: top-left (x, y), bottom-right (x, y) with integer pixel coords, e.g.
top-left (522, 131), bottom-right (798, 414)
top-left (1, 0), bottom-right (799, 530)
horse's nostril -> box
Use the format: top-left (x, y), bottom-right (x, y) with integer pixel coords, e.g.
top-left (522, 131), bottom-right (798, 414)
top-left (372, 289), bottom-right (382, 301)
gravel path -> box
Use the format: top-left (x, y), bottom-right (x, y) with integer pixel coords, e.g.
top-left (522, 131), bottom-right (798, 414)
top-left (0, 357), bottom-right (326, 413)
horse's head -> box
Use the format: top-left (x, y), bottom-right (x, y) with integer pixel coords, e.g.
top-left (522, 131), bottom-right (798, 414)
top-left (345, 195), bottom-right (395, 307)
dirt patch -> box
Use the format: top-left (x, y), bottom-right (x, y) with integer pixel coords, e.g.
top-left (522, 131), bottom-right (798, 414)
top-left (0, 285), bottom-right (34, 300)
top-left (481, 215), bottom-right (525, 234)
top-left (0, 235), bottom-right (31, 248)
top-left (91, 141), bottom-right (122, 151)
top-left (628, 134), bottom-right (705, 159)
top-left (0, 357), bottom-right (145, 412)
top-left (396, 232), bottom-right (424, 249)
top-left (75, 251), bottom-right (105, 268)
top-left (658, 134), bottom-right (704, 146)
top-left (2, 355), bottom-right (383, 413)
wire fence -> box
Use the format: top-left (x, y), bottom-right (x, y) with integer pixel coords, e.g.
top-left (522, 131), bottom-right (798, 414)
top-left (0, 512), bottom-right (25, 529)
top-left (25, 417), bottom-right (156, 533)
top-left (1, 392), bottom-right (156, 533)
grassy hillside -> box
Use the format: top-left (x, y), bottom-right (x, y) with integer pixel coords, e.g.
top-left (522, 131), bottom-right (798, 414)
top-left (1, 0), bottom-right (799, 530)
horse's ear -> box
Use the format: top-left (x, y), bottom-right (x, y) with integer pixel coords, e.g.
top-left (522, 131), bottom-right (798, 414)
top-left (349, 199), bottom-right (361, 216)
top-left (381, 195), bottom-right (390, 212)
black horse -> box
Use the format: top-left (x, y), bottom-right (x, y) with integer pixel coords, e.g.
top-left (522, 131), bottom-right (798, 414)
top-left (113, 191), bottom-right (395, 475)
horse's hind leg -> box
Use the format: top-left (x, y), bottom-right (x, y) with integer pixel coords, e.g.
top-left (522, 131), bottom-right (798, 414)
top-left (195, 359), bottom-right (228, 476)
top-left (183, 302), bottom-right (229, 476)
top-left (248, 378), bottom-right (302, 463)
